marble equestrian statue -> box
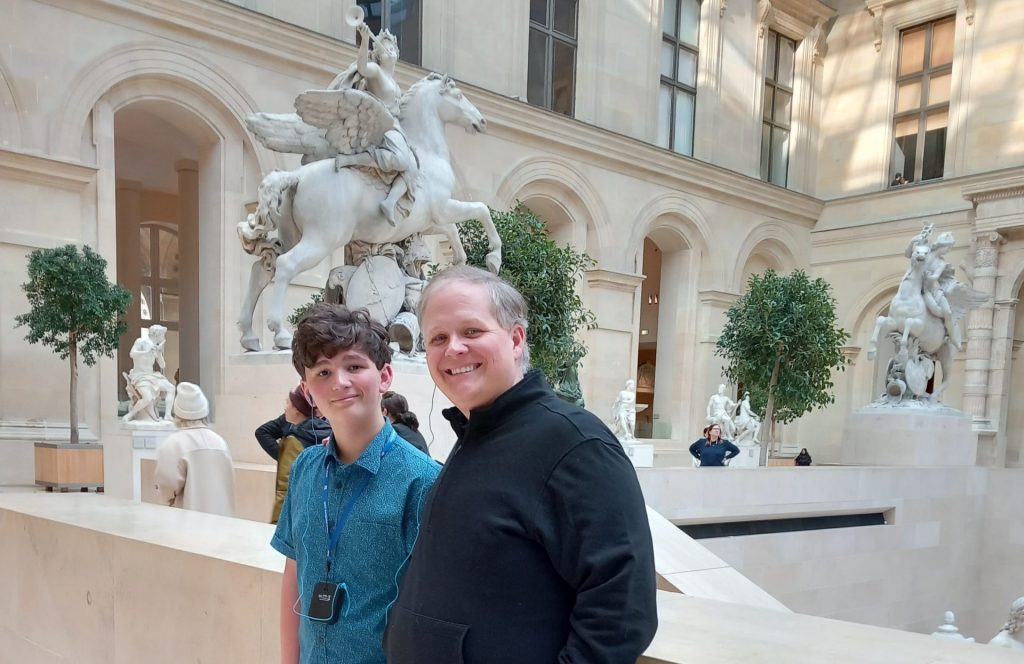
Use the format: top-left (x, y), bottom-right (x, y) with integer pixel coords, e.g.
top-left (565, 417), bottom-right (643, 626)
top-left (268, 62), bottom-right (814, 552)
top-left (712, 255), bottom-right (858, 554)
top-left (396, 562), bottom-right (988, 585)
top-left (706, 384), bottom-right (737, 440)
top-left (733, 392), bottom-right (762, 445)
top-left (989, 596), bottom-right (1024, 651)
top-left (867, 223), bottom-right (988, 403)
top-left (237, 9), bottom-right (501, 351)
top-left (612, 379), bottom-right (647, 443)
top-left (122, 324), bottom-right (176, 423)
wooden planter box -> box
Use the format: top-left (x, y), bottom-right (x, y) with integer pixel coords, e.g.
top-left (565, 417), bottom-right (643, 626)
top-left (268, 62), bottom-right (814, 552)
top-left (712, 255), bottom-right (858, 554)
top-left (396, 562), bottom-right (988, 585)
top-left (34, 442), bottom-right (104, 492)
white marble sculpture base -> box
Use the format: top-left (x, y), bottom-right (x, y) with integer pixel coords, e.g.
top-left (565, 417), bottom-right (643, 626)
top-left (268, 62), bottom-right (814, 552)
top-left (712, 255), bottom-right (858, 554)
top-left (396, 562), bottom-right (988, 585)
top-left (729, 443), bottom-right (761, 468)
top-left (622, 442), bottom-right (654, 468)
top-left (840, 405), bottom-right (976, 467)
top-left (127, 425), bottom-right (176, 502)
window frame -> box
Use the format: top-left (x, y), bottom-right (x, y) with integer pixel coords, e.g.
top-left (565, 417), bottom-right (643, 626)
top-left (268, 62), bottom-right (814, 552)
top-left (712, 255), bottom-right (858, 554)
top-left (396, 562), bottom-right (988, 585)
top-left (760, 29), bottom-right (796, 187)
top-left (527, 0), bottom-right (579, 116)
top-left (357, 0), bottom-right (422, 66)
top-left (889, 15), bottom-right (955, 186)
top-left (659, 0), bottom-right (700, 156)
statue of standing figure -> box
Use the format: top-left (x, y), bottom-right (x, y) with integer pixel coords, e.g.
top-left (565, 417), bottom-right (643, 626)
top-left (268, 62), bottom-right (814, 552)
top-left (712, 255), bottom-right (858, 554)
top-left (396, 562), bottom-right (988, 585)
top-left (612, 380), bottom-right (647, 443)
top-left (733, 392), bottom-right (762, 444)
top-left (989, 596), bottom-right (1024, 651)
top-left (706, 384), bottom-right (737, 440)
top-left (122, 324), bottom-right (176, 423)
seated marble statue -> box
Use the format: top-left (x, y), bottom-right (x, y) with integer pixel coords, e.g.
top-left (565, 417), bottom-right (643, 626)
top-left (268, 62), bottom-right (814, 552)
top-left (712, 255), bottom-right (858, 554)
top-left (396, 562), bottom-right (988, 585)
top-left (733, 391), bottom-right (761, 445)
top-left (122, 324), bottom-right (176, 423)
top-left (989, 596), bottom-right (1024, 651)
top-left (706, 384), bottom-right (737, 440)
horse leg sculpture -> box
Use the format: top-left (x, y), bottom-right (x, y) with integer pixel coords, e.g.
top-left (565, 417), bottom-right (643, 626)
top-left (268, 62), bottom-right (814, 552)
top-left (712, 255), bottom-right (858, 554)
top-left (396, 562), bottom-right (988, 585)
top-left (439, 199), bottom-right (502, 273)
top-left (266, 237), bottom-right (334, 349)
top-left (868, 315), bottom-right (895, 360)
top-left (238, 259), bottom-right (275, 351)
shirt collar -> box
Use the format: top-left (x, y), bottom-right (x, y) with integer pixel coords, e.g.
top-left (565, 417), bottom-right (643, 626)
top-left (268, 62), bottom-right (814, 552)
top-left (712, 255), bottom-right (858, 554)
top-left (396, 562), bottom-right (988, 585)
top-left (443, 369), bottom-right (549, 440)
top-left (323, 420), bottom-right (394, 475)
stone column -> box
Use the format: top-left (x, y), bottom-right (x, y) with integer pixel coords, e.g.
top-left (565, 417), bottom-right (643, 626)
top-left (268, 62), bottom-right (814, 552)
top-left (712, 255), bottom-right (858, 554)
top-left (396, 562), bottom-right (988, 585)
top-left (985, 298), bottom-right (1018, 467)
top-left (582, 269), bottom-right (645, 429)
top-left (962, 231), bottom-right (1004, 429)
top-left (175, 159), bottom-right (200, 386)
top-left (115, 179), bottom-right (143, 401)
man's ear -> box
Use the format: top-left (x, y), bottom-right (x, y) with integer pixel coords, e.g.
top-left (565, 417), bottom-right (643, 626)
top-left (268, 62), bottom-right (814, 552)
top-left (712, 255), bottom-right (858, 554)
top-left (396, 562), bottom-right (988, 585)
top-left (511, 324), bottom-right (526, 359)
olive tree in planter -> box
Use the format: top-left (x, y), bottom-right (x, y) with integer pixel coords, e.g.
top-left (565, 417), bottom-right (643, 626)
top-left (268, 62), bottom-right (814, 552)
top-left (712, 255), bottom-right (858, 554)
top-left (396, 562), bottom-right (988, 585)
top-left (15, 244), bottom-right (131, 489)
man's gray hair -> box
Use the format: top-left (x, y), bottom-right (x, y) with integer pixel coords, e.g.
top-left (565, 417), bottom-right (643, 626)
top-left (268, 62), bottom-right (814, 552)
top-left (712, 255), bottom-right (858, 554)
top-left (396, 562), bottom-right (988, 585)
top-left (418, 265), bottom-right (531, 370)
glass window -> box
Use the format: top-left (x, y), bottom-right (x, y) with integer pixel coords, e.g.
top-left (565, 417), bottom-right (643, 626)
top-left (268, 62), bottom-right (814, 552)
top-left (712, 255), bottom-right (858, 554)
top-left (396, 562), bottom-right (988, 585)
top-left (889, 16), bottom-right (954, 185)
top-left (139, 222), bottom-right (181, 331)
top-left (527, 0), bottom-right (577, 116)
top-left (659, 0), bottom-right (701, 156)
top-left (760, 30), bottom-right (796, 187)
top-left (357, 0), bottom-right (421, 65)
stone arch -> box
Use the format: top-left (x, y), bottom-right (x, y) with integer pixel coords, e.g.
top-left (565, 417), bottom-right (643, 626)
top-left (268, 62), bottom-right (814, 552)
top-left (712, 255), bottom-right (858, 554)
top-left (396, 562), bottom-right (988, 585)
top-left (0, 53), bottom-right (24, 148)
top-left (494, 155), bottom-right (608, 262)
top-left (1001, 255), bottom-right (1024, 302)
top-left (628, 193), bottom-right (713, 283)
top-left (730, 222), bottom-right (801, 292)
top-left (847, 274), bottom-right (903, 342)
top-left (49, 42), bottom-right (273, 172)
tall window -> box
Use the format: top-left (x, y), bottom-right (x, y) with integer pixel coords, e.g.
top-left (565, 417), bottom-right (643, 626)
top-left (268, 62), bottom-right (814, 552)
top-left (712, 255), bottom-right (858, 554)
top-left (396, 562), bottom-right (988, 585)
top-left (358, 1), bottom-right (421, 65)
top-left (528, 0), bottom-right (578, 116)
top-left (761, 30), bottom-right (796, 187)
top-left (890, 16), bottom-right (954, 186)
top-left (658, 0), bottom-right (700, 156)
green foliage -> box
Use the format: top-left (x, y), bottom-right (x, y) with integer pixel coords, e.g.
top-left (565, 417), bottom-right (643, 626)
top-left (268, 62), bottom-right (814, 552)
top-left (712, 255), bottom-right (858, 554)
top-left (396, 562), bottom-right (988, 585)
top-left (458, 205), bottom-right (597, 386)
top-left (15, 244), bottom-right (131, 365)
top-left (288, 289), bottom-right (325, 328)
top-left (715, 269), bottom-right (850, 433)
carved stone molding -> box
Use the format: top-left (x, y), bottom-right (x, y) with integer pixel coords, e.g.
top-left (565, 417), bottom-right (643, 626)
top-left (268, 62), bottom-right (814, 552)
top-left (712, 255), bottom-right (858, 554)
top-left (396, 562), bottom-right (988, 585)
top-left (758, 0), bottom-right (774, 37)
top-left (585, 269), bottom-right (645, 293)
top-left (963, 0), bottom-right (976, 25)
top-left (972, 232), bottom-right (1006, 269)
top-left (962, 175), bottom-right (1024, 205)
top-left (761, 0), bottom-right (834, 40)
top-left (995, 298), bottom-right (1019, 310)
top-left (720, 0), bottom-right (728, 18)
top-left (867, 5), bottom-right (884, 52)
top-left (698, 289), bottom-right (740, 308)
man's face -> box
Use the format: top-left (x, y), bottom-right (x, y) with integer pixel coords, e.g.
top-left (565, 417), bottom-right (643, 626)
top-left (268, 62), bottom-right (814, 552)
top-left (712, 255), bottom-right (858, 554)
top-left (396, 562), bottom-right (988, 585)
top-left (302, 349), bottom-right (393, 429)
top-left (421, 282), bottom-right (525, 416)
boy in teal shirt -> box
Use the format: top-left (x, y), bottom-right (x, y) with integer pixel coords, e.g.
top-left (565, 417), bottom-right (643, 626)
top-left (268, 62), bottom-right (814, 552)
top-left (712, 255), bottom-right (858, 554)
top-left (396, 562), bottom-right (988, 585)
top-left (271, 304), bottom-right (439, 664)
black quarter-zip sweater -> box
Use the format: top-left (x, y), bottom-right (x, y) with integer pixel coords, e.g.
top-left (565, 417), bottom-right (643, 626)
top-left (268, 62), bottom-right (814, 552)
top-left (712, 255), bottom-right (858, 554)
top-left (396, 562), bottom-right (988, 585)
top-left (384, 370), bottom-right (658, 664)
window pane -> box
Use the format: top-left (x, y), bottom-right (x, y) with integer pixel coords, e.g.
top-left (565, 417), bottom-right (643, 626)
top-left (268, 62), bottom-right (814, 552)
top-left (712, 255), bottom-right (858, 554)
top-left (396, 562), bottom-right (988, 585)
top-left (160, 289), bottom-right (179, 323)
top-left (770, 127), bottom-right (789, 186)
top-left (678, 0), bottom-right (700, 47)
top-left (157, 229), bottom-right (179, 280)
top-left (773, 89), bottom-right (792, 125)
top-left (661, 41), bottom-right (675, 78)
top-left (552, 39), bottom-right (576, 115)
top-left (760, 123), bottom-right (771, 181)
top-left (139, 228), bottom-right (152, 278)
top-left (527, 29), bottom-right (548, 107)
top-left (899, 27), bottom-right (926, 76)
top-left (358, 2), bottom-right (383, 35)
top-left (765, 33), bottom-right (777, 81)
top-left (922, 110), bottom-right (948, 180)
top-left (662, 0), bottom-right (677, 37)
top-left (892, 117), bottom-right (918, 183)
top-left (658, 85), bottom-right (673, 148)
top-left (390, 0), bottom-right (421, 65)
top-left (776, 36), bottom-right (796, 89)
top-left (673, 89), bottom-right (695, 156)
top-left (677, 47), bottom-right (697, 87)
top-left (928, 72), bottom-right (951, 106)
top-left (553, 0), bottom-right (576, 38)
top-left (931, 18), bottom-right (955, 67)
top-left (140, 285), bottom-right (152, 321)
top-left (896, 80), bottom-right (922, 113)
top-left (530, 0), bottom-right (548, 25)
top-left (763, 84), bottom-right (774, 120)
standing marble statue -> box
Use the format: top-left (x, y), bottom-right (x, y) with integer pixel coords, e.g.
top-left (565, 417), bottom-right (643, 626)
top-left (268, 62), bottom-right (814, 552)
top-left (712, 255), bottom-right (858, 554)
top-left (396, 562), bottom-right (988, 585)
top-left (122, 324), bottom-right (176, 423)
top-left (867, 223), bottom-right (988, 404)
top-left (612, 380), bottom-right (640, 443)
top-left (989, 596), bottom-right (1024, 651)
top-left (706, 384), bottom-right (737, 440)
top-left (733, 392), bottom-right (762, 445)
top-left (237, 6), bottom-right (501, 351)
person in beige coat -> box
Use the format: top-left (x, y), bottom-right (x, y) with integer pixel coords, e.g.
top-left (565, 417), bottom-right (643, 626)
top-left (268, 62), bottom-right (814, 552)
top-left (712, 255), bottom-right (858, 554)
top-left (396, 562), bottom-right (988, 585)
top-left (154, 382), bottom-right (235, 517)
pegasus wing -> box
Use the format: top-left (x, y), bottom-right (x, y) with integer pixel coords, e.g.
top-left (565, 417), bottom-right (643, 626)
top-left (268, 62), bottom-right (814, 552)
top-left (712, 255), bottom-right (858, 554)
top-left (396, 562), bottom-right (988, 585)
top-left (944, 281), bottom-right (990, 327)
top-left (294, 89), bottom-right (395, 156)
top-left (244, 112), bottom-right (333, 158)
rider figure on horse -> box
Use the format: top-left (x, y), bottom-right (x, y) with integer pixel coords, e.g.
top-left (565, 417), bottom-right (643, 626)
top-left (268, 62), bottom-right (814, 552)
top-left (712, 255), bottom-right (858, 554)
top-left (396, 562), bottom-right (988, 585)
top-left (905, 224), bottom-right (960, 350)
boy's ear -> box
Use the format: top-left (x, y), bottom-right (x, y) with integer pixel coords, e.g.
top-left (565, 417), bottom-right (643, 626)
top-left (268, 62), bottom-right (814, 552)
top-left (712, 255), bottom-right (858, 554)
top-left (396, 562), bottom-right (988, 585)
top-left (379, 364), bottom-right (394, 393)
top-left (300, 381), bottom-right (316, 407)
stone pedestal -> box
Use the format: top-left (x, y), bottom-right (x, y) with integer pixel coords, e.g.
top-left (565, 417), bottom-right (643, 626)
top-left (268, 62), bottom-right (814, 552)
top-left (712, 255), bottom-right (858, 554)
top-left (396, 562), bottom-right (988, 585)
top-left (128, 424), bottom-right (176, 502)
top-left (840, 405), bottom-right (976, 467)
top-left (622, 442), bottom-right (654, 468)
top-left (730, 443), bottom-right (761, 468)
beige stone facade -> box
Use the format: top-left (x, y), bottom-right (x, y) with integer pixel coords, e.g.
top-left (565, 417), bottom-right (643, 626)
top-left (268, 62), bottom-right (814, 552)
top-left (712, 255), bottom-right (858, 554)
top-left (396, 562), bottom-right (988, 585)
top-left (0, 0), bottom-right (1022, 473)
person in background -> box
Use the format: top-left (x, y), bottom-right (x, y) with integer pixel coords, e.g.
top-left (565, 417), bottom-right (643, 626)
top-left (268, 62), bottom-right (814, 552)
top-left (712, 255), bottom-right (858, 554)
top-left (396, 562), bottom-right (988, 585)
top-left (381, 390), bottom-right (430, 455)
top-left (688, 423), bottom-right (740, 467)
top-left (795, 448), bottom-right (813, 466)
top-left (154, 382), bottom-right (235, 517)
top-left (269, 386), bottom-right (328, 524)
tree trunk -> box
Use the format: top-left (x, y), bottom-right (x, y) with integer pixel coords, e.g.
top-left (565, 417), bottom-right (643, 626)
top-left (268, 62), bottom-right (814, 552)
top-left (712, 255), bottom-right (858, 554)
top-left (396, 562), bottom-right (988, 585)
top-left (759, 354), bottom-right (782, 466)
top-left (69, 334), bottom-right (79, 444)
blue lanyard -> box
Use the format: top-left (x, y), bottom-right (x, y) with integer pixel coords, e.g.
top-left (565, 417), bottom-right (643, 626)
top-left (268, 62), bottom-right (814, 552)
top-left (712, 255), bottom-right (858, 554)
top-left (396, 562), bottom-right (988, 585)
top-left (322, 432), bottom-right (395, 574)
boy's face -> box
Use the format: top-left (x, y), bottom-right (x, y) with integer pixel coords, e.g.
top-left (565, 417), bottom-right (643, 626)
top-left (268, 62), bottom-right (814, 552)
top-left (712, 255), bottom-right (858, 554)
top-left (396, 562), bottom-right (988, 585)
top-left (302, 348), bottom-right (393, 429)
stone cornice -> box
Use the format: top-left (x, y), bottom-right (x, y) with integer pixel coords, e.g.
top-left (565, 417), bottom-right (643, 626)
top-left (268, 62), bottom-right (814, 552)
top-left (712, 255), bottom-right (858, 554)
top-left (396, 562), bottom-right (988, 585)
top-left (765, 0), bottom-right (836, 41)
top-left (585, 269), bottom-right (645, 292)
top-left (699, 289), bottom-right (741, 307)
top-left (0, 147), bottom-right (97, 190)
top-left (36, 0), bottom-right (823, 228)
top-left (962, 174), bottom-right (1024, 205)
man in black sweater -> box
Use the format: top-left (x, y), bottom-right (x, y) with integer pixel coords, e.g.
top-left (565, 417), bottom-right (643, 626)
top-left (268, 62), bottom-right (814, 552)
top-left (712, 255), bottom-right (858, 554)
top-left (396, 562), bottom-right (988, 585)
top-left (384, 265), bottom-right (657, 664)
